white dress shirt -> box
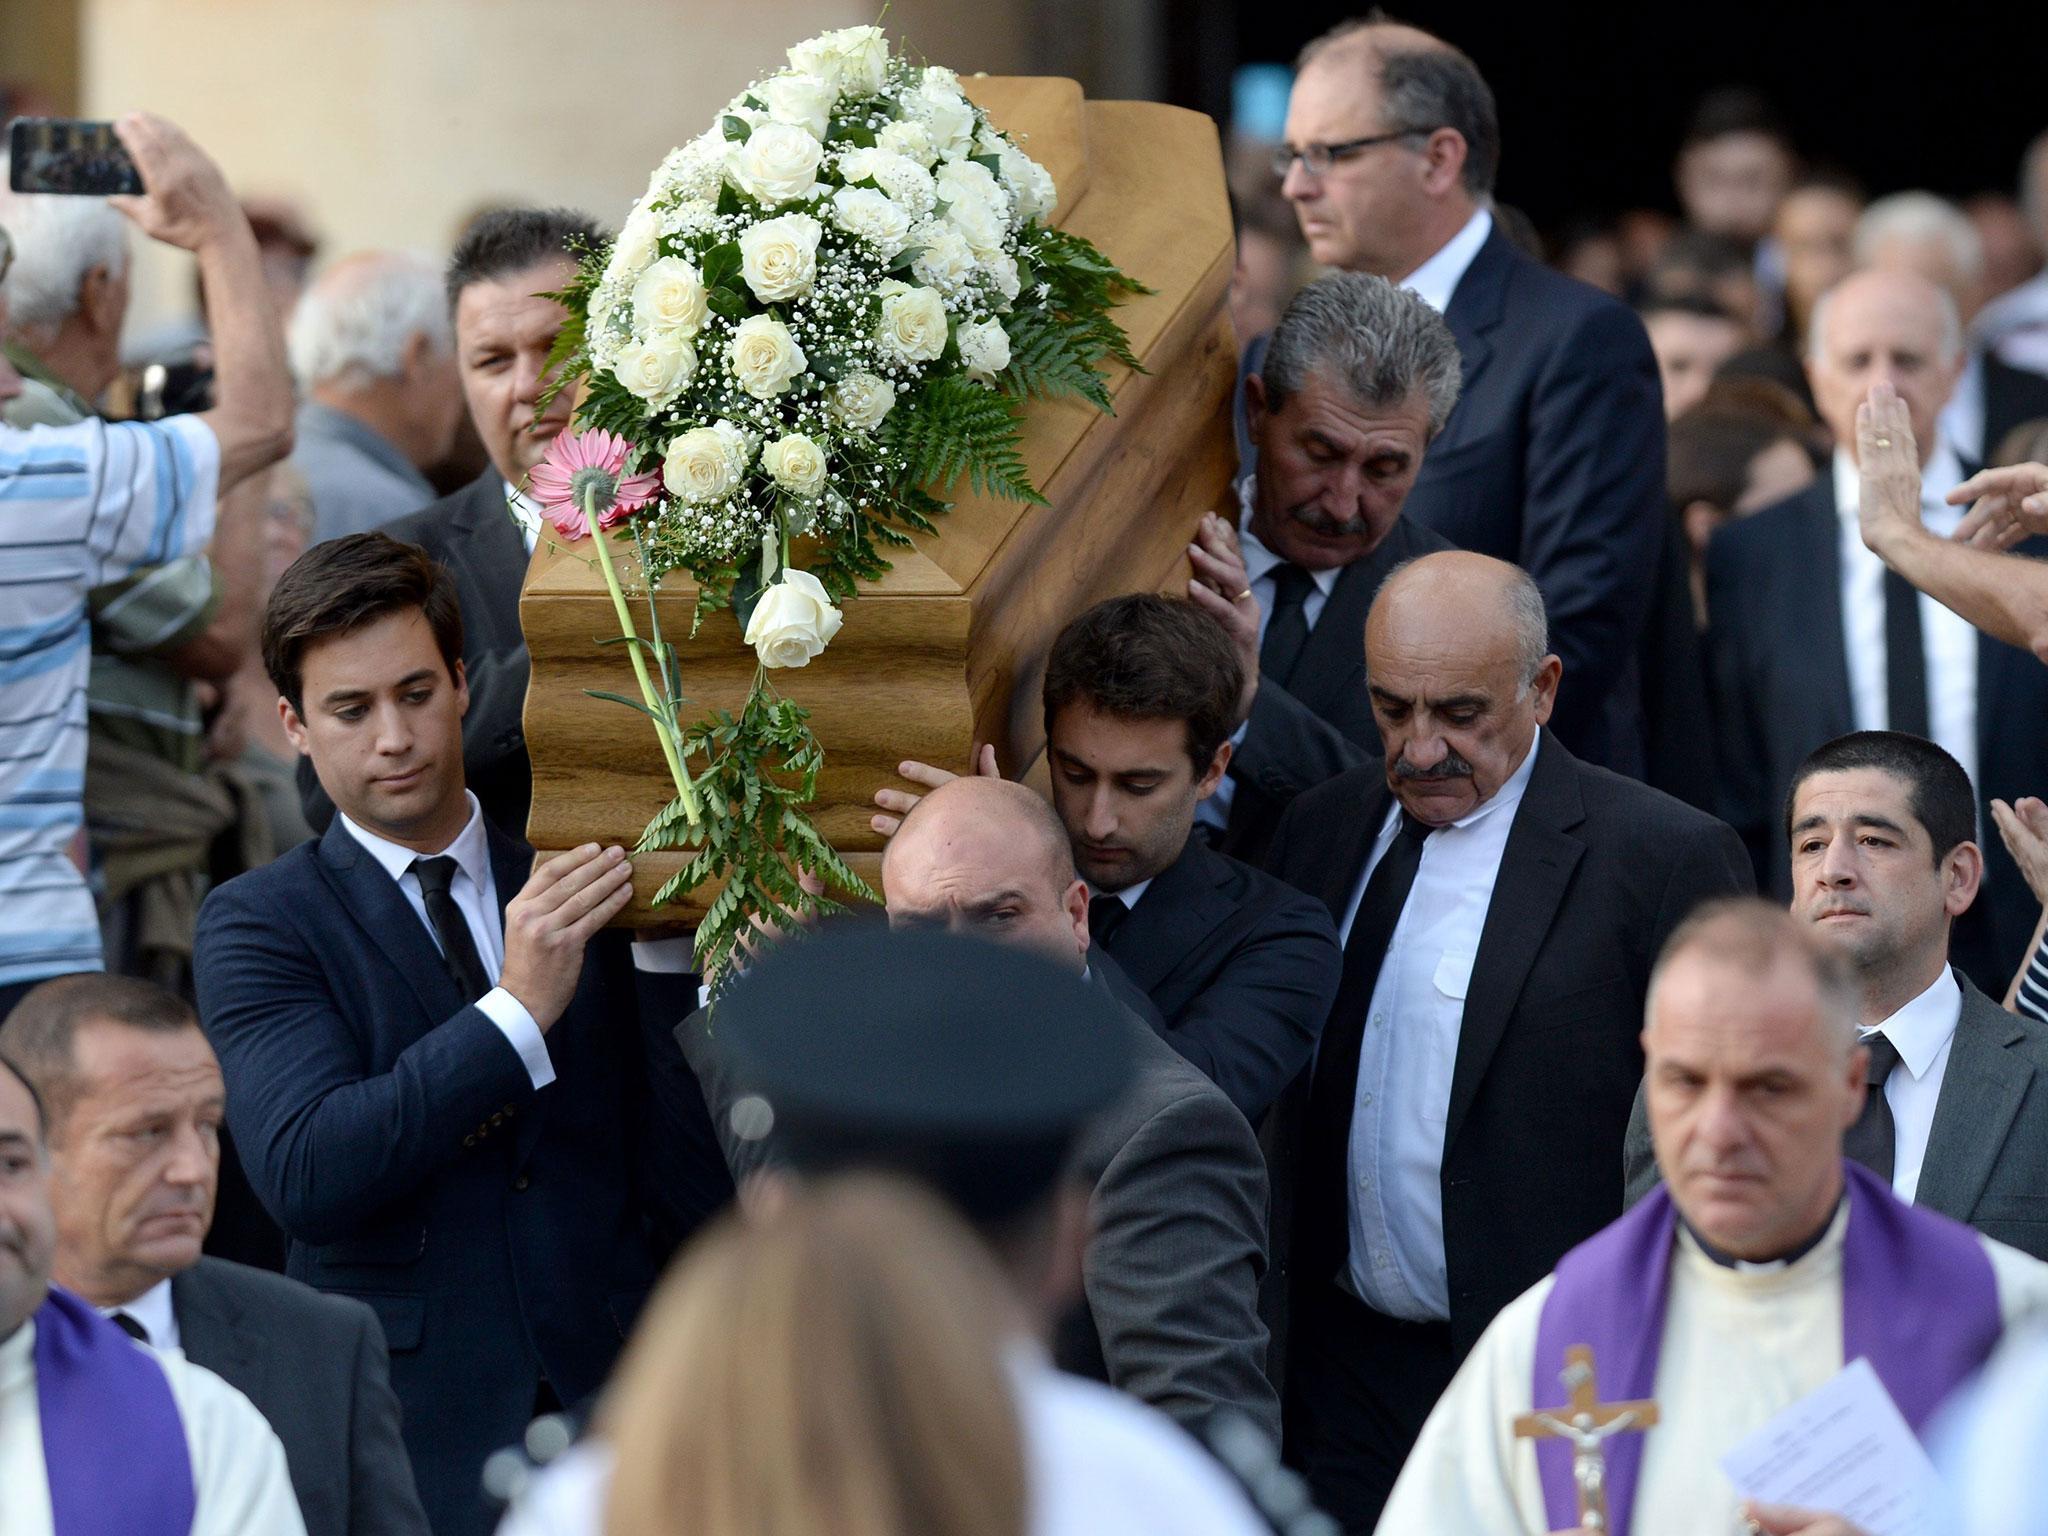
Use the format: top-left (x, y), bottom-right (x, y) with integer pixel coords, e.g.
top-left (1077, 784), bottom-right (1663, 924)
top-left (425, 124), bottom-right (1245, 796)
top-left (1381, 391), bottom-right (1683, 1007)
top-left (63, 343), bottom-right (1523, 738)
top-left (1088, 876), bottom-right (1155, 911)
top-left (337, 790), bottom-right (556, 1090)
top-left (1198, 479), bottom-right (1345, 832)
top-left (1397, 207), bottom-right (1494, 315)
top-left (96, 1278), bottom-right (179, 1351)
top-left (1832, 445), bottom-right (1978, 792)
top-left (1339, 729), bottom-right (1541, 1320)
top-left (506, 481), bottom-right (541, 554)
top-left (0, 1316), bottom-right (308, 1536)
top-left (1860, 964), bottom-right (1963, 1204)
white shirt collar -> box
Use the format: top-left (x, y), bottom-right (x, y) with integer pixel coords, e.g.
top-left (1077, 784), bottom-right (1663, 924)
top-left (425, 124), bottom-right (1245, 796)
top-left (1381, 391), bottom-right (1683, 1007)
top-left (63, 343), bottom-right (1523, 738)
top-left (1235, 477), bottom-right (1342, 595)
top-left (506, 481), bottom-right (541, 554)
top-left (1831, 440), bottom-right (1966, 529)
top-left (97, 1277), bottom-right (177, 1350)
top-left (1861, 964), bottom-right (1963, 1081)
top-left (339, 789), bottom-right (492, 893)
top-left (1398, 207), bottom-right (1494, 315)
top-left (1088, 876), bottom-right (1154, 910)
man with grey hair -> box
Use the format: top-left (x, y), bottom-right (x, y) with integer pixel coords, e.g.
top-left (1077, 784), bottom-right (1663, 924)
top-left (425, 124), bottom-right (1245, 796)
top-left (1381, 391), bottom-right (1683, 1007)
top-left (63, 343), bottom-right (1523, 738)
top-left (288, 252), bottom-right (461, 544)
top-left (1260, 550), bottom-right (1749, 1531)
top-left (0, 180), bottom-right (131, 426)
top-left (1248, 14), bottom-right (1667, 782)
top-left (1707, 268), bottom-right (2048, 994)
top-left (1379, 897), bottom-right (2048, 1536)
top-left (1191, 271), bottom-right (1458, 862)
top-left (1853, 189), bottom-right (2048, 461)
top-left (1975, 131), bottom-right (2048, 381)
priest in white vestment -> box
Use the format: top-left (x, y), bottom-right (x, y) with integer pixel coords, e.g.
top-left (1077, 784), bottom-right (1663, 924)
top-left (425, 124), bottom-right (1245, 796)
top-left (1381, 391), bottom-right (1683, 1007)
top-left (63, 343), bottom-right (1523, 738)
top-left (0, 1057), bottom-right (305, 1536)
top-left (1377, 900), bottom-right (2048, 1536)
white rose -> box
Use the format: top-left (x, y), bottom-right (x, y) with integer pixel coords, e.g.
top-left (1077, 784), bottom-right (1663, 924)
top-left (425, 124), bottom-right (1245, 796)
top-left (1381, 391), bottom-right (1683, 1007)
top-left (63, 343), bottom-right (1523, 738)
top-left (956, 318), bottom-right (1011, 383)
top-left (945, 193), bottom-right (1008, 260)
top-left (761, 432), bottom-right (828, 496)
top-left (876, 280), bottom-right (949, 365)
top-left (632, 257), bottom-right (708, 338)
top-left (934, 158), bottom-right (1007, 218)
top-left (983, 250), bottom-right (1021, 304)
top-left (761, 73), bottom-right (837, 138)
top-left (663, 422), bottom-right (751, 504)
top-left (743, 569), bottom-right (845, 669)
top-left (830, 185), bottom-right (913, 256)
top-left (836, 148), bottom-right (936, 218)
top-left (727, 314), bottom-right (808, 398)
top-left (908, 87), bottom-right (976, 160)
top-left (876, 119), bottom-right (937, 167)
top-left (730, 120), bottom-right (822, 205)
top-left (738, 213), bottom-right (823, 302)
top-left (787, 25), bottom-right (889, 96)
top-left (1013, 154), bottom-right (1057, 223)
top-left (922, 65), bottom-right (962, 94)
top-left (613, 330), bottom-right (698, 407)
top-left (608, 204), bottom-right (661, 283)
top-left (910, 221), bottom-right (977, 293)
top-left (829, 371), bottom-right (897, 431)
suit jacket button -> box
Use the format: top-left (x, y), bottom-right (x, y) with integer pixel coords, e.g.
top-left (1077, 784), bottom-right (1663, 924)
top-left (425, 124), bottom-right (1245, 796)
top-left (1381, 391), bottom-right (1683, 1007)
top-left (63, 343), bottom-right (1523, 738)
top-left (513, 1175), bottom-right (531, 1192)
top-left (490, 1112), bottom-right (505, 1127)
top-left (463, 1133), bottom-right (478, 1148)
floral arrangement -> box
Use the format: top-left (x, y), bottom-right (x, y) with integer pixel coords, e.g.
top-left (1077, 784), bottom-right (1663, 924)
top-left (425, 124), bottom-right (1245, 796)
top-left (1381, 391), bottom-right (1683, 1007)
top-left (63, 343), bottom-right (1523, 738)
top-left (536, 23), bottom-right (1144, 978)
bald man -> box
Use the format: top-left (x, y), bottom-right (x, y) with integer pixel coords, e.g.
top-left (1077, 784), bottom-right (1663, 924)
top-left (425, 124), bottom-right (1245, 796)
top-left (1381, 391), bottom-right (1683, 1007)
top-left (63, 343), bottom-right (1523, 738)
top-left (1262, 551), bottom-right (1750, 1532)
top-left (1706, 268), bottom-right (2048, 996)
top-left (681, 776), bottom-right (1279, 1441)
top-left (288, 251), bottom-right (461, 544)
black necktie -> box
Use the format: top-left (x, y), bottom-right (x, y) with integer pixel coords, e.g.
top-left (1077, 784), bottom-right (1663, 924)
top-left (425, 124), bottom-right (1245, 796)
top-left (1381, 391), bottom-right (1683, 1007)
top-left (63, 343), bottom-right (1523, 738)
top-left (411, 856), bottom-right (493, 1003)
top-left (1088, 894), bottom-right (1130, 947)
top-left (1260, 563), bottom-right (1317, 688)
top-left (1303, 812), bottom-right (1434, 1267)
top-left (1842, 1031), bottom-right (1901, 1181)
top-left (1883, 568), bottom-right (1931, 739)
top-left (111, 1311), bottom-right (148, 1343)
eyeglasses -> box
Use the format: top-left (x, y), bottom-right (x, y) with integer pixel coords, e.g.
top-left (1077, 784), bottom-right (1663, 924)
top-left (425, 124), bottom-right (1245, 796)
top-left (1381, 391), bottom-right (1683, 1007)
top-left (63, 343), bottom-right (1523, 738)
top-left (1271, 129), bottom-right (1433, 180)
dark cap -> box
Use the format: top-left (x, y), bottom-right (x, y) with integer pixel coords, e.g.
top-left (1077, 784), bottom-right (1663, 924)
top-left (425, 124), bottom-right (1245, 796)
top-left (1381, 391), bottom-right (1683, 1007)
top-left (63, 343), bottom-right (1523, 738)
top-left (716, 921), bottom-right (1134, 1224)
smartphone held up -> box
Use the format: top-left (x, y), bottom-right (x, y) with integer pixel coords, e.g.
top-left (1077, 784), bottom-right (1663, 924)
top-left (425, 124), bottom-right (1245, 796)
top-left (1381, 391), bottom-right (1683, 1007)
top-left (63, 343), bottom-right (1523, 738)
top-left (8, 118), bottom-right (145, 197)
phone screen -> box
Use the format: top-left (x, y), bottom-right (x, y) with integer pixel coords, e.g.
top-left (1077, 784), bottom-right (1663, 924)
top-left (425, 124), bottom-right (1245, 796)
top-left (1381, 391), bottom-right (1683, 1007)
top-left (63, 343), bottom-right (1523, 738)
top-left (8, 118), bottom-right (145, 197)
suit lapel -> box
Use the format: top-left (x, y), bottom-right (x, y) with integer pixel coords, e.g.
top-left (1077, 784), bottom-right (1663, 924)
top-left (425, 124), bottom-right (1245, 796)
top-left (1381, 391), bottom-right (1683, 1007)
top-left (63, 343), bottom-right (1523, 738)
top-left (171, 1267), bottom-right (258, 1391)
top-left (1443, 736), bottom-right (1587, 1150)
top-left (1286, 558), bottom-right (1377, 713)
top-left (315, 819), bottom-right (466, 1026)
top-left (1915, 981), bottom-right (2033, 1221)
top-left (1316, 774), bottom-right (1393, 921)
top-left (1437, 230), bottom-right (1510, 435)
top-left (1109, 838), bottom-right (1239, 995)
top-left (1794, 483), bottom-right (1858, 738)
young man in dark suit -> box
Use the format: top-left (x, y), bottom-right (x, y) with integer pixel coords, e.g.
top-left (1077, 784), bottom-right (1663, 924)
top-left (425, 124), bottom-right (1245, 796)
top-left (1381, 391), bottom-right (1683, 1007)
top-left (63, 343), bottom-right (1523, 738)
top-left (874, 596), bottom-right (1342, 1123)
top-left (1264, 551), bottom-right (1751, 1533)
top-left (194, 534), bottom-right (727, 1536)
top-left (299, 208), bottom-right (599, 839)
top-left (1249, 19), bottom-right (1667, 778)
top-left (0, 973), bottom-right (429, 1536)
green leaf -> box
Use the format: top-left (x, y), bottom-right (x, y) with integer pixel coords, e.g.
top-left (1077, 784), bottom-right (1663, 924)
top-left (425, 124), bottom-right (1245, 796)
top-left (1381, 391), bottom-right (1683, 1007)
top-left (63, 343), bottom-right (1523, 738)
top-left (704, 287), bottom-right (749, 321)
top-left (970, 152), bottom-right (1004, 176)
top-left (701, 242), bottom-right (743, 290)
top-left (722, 114), bottom-right (752, 143)
top-left (887, 245), bottom-right (926, 274)
top-left (583, 688), bottom-right (662, 723)
top-left (728, 561), bottom-right (769, 635)
top-left (716, 181), bottom-right (747, 218)
top-left (827, 118), bottom-right (878, 148)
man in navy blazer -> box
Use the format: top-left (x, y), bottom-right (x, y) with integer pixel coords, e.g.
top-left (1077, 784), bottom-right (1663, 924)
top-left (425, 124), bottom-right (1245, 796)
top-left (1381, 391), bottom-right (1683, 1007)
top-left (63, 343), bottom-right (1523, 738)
top-left (193, 534), bottom-right (727, 1536)
top-left (1252, 18), bottom-right (1667, 776)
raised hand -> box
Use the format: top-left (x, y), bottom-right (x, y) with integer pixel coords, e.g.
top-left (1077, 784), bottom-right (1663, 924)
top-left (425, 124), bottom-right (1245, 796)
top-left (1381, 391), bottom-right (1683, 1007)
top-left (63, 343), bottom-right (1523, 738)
top-left (869, 744), bottom-right (996, 837)
top-left (1991, 795), bottom-right (2048, 908)
top-left (498, 844), bottom-right (636, 1030)
top-left (1854, 382), bottom-right (1924, 558)
top-left (1184, 509), bottom-right (1261, 723)
top-left (1950, 461), bottom-right (2048, 551)
top-left (107, 113), bottom-right (248, 255)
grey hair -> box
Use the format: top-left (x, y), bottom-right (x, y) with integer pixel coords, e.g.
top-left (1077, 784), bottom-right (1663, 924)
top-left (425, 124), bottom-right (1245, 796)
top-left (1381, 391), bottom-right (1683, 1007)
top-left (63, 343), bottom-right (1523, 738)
top-left (1853, 191), bottom-right (1984, 291)
top-left (1260, 272), bottom-right (1463, 437)
top-left (287, 251), bottom-right (452, 391)
top-left (1373, 554), bottom-right (1550, 689)
top-left (2021, 130), bottom-right (2048, 245)
top-left (1296, 19), bottom-right (1501, 196)
top-left (0, 170), bottom-right (131, 335)
top-left (1806, 273), bottom-right (1964, 367)
top-left (1644, 897), bottom-right (1861, 1058)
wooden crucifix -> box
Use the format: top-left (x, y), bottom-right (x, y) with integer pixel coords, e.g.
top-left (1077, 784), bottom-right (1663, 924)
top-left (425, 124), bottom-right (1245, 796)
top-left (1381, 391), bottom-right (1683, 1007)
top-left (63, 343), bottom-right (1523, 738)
top-left (1512, 1345), bottom-right (1660, 1533)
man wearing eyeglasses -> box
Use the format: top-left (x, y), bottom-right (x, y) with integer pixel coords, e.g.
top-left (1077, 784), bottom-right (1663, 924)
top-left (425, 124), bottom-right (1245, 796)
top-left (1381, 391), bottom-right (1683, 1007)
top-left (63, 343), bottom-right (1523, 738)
top-left (1250, 18), bottom-right (1667, 787)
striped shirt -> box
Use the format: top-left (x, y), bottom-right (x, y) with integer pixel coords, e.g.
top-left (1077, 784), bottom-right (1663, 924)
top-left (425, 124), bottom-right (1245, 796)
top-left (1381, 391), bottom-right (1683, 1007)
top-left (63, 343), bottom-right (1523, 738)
top-left (0, 415), bottom-right (220, 986)
top-left (2016, 930), bottom-right (2048, 1029)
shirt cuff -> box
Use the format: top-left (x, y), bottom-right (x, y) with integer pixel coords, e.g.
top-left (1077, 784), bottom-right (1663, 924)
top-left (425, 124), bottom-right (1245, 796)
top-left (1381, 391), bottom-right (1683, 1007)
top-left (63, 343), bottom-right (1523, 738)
top-left (631, 937), bottom-right (695, 973)
top-left (476, 987), bottom-right (557, 1090)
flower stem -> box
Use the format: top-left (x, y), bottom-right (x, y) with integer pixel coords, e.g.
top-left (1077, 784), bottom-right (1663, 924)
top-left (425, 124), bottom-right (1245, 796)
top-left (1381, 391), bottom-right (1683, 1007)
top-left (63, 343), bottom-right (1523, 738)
top-left (587, 488), bottom-right (701, 825)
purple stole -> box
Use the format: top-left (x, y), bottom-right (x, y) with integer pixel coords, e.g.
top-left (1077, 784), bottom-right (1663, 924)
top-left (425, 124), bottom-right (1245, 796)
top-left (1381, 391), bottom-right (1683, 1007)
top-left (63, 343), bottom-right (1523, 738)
top-left (32, 1286), bottom-right (195, 1536)
top-left (1531, 1161), bottom-right (2001, 1536)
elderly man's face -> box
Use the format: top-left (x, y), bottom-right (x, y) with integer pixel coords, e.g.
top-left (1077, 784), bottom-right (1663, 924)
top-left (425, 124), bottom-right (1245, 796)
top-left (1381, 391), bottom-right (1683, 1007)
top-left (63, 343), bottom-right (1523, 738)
top-left (1807, 273), bottom-right (1961, 465)
top-left (0, 1070), bottom-right (55, 1338)
top-left (1645, 951), bottom-right (1864, 1261)
top-left (454, 257), bottom-right (578, 485)
top-left (49, 1022), bottom-right (224, 1305)
top-left (1246, 369), bottom-right (1432, 571)
top-left (1279, 51), bottom-right (1430, 276)
top-left (884, 810), bottom-right (1090, 971)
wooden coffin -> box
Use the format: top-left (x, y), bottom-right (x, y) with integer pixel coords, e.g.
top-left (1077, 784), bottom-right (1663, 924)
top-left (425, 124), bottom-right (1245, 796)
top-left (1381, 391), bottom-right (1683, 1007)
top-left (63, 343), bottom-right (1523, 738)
top-left (520, 77), bottom-right (1238, 923)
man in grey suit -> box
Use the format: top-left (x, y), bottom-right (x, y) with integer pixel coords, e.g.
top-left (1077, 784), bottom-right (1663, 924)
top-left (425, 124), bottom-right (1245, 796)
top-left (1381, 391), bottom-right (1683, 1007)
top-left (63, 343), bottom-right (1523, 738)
top-left (0, 973), bottom-right (429, 1536)
top-left (1625, 731), bottom-right (2048, 1258)
top-left (682, 775), bottom-right (1279, 1439)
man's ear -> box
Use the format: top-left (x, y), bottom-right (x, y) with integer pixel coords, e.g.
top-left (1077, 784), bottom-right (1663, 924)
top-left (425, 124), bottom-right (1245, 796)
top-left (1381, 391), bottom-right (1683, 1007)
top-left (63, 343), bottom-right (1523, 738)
top-left (1244, 370), bottom-right (1269, 430)
top-left (1942, 840), bottom-right (1984, 919)
top-left (452, 658), bottom-right (469, 720)
top-left (80, 265), bottom-right (123, 340)
top-left (1062, 876), bottom-right (1090, 959)
top-left (1195, 740), bottom-right (1232, 800)
top-left (278, 696), bottom-right (310, 757)
top-left (1418, 127), bottom-right (1470, 199)
top-left (1527, 654), bottom-right (1565, 725)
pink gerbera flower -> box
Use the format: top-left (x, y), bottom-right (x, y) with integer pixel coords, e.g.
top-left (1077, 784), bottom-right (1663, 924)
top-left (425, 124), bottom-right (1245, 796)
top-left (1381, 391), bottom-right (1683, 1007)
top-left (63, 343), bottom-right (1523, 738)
top-left (528, 429), bottom-right (664, 539)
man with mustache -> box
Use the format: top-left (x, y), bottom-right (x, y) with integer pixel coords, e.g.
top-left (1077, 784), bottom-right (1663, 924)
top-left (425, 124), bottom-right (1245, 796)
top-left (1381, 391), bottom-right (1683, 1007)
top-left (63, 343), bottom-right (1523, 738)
top-left (1187, 271), bottom-right (1458, 864)
top-left (1261, 551), bottom-right (1750, 1533)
